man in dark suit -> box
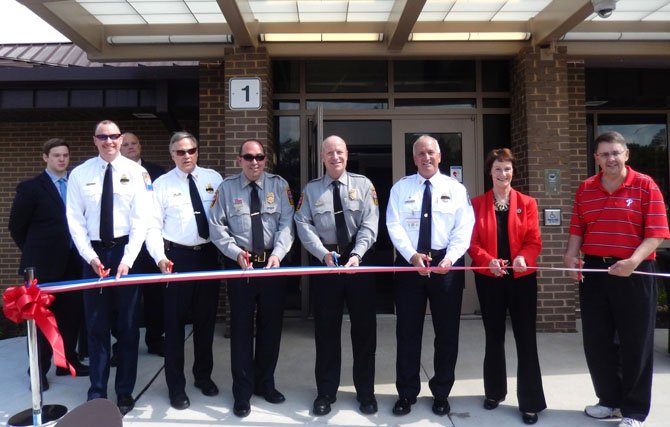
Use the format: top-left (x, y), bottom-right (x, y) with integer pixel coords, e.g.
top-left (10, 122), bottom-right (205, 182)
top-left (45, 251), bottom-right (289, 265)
top-left (120, 132), bottom-right (166, 356)
top-left (9, 138), bottom-right (89, 390)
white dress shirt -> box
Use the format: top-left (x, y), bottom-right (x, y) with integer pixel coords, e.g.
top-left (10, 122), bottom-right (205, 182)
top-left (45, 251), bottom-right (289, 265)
top-left (66, 154), bottom-right (154, 267)
top-left (386, 172), bottom-right (474, 264)
top-left (146, 165), bottom-right (223, 262)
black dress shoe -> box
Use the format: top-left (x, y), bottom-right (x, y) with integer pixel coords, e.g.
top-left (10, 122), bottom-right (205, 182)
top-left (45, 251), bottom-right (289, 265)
top-left (313, 395), bottom-right (336, 416)
top-left (57, 362), bottom-right (90, 377)
top-left (194, 379), bottom-right (219, 396)
top-left (392, 397), bottom-right (416, 416)
top-left (254, 388), bottom-right (285, 404)
top-left (358, 395), bottom-right (378, 414)
top-left (484, 398), bottom-right (502, 410)
top-left (432, 396), bottom-right (450, 416)
top-left (233, 400), bottom-right (250, 418)
top-left (522, 412), bottom-right (538, 424)
top-left (117, 394), bottom-right (135, 415)
top-left (169, 392), bottom-right (190, 410)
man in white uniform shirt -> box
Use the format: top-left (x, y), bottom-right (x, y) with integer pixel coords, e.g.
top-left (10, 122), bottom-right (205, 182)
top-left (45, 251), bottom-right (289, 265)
top-left (66, 120), bottom-right (154, 414)
top-left (386, 135), bottom-right (474, 417)
top-left (146, 131), bottom-right (223, 410)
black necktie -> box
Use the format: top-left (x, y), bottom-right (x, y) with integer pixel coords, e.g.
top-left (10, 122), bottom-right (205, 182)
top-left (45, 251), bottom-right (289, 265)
top-left (332, 181), bottom-right (349, 251)
top-left (100, 163), bottom-right (114, 244)
top-left (249, 181), bottom-right (264, 254)
top-left (417, 180), bottom-right (432, 253)
top-left (188, 173), bottom-right (209, 240)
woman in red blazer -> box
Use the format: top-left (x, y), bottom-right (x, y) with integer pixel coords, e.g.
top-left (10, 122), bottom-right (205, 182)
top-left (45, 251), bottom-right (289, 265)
top-left (468, 148), bottom-right (546, 425)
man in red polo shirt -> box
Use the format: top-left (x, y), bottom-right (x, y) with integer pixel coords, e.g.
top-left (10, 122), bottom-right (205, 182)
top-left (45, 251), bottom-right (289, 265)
top-left (564, 131), bottom-right (670, 427)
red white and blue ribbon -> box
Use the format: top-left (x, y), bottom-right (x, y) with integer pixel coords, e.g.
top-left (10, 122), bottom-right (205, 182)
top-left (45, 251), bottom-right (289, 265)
top-left (30, 264), bottom-right (670, 295)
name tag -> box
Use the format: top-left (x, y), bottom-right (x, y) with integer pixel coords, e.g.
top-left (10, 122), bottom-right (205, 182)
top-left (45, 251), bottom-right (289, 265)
top-left (405, 219), bottom-right (420, 231)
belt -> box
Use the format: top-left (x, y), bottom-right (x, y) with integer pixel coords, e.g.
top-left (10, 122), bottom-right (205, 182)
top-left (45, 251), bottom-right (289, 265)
top-left (165, 240), bottom-right (211, 251)
top-left (584, 254), bottom-right (652, 266)
top-left (419, 248), bottom-right (447, 259)
top-left (324, 243), bottom-right (353, 254)
top-left (248, 251), bottom-right (269, 263)
top-left (584, 254), bottom-right (622, 265)
top-left (91, 235), bottom-right (129, 249)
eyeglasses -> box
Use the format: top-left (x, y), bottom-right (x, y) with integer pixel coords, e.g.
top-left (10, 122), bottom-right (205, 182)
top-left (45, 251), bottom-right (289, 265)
top-left (173, 147), bottom-right (198, 156)
top-left (596, 150), bottom-right (625, 159)
top-left (241, 154), bottom-right (266, 162)
top-left (94, 134), bottom-right (122, 141)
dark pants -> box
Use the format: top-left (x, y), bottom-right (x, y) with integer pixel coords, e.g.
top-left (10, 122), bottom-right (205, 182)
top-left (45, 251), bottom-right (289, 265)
top-left (394, 255), bottom-right (464, 400)
top-left (226, 259), bottom-right (286, 402)
top-left (36, 247), bottom-right (84, 377)
top-left (312, 256), bottom-right (377, 399)
top-left (82, 243), bottom-right (139, 400)
top-left (580, 257), bottom-right (657, 422)
top-left (163, 243), bottom-right (220, 397)
top-left (475, 272), bottom-right (546, 413)
top-left (131, 244), bottom-right (164, 349)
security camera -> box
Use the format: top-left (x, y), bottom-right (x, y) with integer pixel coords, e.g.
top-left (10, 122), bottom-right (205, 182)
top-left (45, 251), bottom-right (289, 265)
top-left (591, 0), bottom-right (618, 19)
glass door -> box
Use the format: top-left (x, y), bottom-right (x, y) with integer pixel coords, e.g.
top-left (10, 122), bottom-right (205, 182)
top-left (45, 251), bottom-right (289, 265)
top-left (392, 118), bottom-right (480, 315)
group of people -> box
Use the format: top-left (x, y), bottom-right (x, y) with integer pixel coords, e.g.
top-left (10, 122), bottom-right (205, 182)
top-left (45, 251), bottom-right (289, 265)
top-left (8, 121), bottom-right (667, 427)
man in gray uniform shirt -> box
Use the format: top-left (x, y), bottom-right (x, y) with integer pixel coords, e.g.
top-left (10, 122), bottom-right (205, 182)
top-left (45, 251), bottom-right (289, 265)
top-left (209, 139), bottom-right (295, 418)
top-left (294, 135), bottom-right (379, 416)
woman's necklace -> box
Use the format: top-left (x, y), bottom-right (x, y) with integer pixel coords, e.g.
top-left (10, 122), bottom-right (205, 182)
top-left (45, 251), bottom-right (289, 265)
top-left (494, 193), bottom-right (509, 212)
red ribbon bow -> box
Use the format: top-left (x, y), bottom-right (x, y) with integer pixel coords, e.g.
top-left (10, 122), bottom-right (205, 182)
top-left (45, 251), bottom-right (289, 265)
top-left (2, 280), bottom-right (75, 376)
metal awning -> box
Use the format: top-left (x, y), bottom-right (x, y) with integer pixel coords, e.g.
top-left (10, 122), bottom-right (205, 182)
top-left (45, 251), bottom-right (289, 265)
top-left (16, 0), bottom-right (670, 62)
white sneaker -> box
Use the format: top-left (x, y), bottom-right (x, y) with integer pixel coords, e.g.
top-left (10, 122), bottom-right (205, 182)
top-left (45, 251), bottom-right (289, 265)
top-left (585, 404), bottom-right (622, 419)
top-left (619, 418), bottom-right (643, 427)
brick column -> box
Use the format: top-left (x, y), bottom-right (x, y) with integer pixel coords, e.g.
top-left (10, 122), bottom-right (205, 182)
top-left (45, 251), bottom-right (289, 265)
top-left (198, 48), bottom-right (273, 329)
top-left (511, 46), bottom-right (584, 332)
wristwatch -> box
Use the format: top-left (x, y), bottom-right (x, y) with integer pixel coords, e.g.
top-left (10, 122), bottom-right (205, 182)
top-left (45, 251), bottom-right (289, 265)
top-left (349, 252), bottom-right (362, 263)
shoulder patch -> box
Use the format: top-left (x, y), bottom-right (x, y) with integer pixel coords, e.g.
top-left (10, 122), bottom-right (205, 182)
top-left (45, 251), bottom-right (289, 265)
top-left (286, 186), bottom-right (294, 206)
top-left (210, 189), bottom-right (219, 208)
top-left (296, 192), bottom-right (304, 211)
top-left (142, 172), bottom-right (153, 191)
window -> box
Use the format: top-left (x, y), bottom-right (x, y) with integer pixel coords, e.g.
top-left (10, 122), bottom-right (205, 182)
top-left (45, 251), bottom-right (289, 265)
top-left (596, 114), bottom-right (669, 205)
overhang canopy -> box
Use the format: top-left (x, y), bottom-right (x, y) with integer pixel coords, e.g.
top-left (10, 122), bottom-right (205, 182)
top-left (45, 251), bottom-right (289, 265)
top-left (16, 0), bottom-right (670, 62)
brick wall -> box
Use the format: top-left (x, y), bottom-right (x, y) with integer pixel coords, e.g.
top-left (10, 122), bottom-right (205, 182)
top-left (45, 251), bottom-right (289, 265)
top-left (0, 119), bottom-right (177, 293)
top-left (512, 46), bottom-right (582, 332)
top-left (200, 47), bottom-right (274, 326)
top-left (567, 60), bottom-right (588, 314)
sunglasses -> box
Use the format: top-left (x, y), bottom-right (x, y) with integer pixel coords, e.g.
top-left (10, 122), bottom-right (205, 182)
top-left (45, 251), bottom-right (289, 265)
top-left (241, 154), bottom-right (266, 162)
top-left (94, 134), bottom-right (122, 141)
top-left (173, 147), bottom-right (198, 156)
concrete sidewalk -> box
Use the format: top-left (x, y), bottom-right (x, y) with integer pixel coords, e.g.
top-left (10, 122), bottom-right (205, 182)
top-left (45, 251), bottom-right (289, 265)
top-left (1, 317), bottom-right (669, 426)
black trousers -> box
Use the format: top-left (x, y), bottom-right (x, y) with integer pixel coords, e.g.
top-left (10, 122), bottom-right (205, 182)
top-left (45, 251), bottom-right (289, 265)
top-left (226, 259), bottom-right (286, 402)
top-left (580, 257), bottom-right (657, 422)
top-left (82, 244), bottom-right (139, 400)
top-left (163, 243), bottom-right (220, 396)
top-left (35, 247), bottom-right (84, 378)
top-left (394, 255), bottom-right (464, 400)
top-left (475, 272), bottom-right (546, 413)
top-left (131, 244), bottom-right (164, 348)
top-left (312, 257), bottom-right (377, 399)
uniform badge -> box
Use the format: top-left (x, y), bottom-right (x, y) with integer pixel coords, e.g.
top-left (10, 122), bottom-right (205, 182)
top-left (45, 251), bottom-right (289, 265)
top-left (440, 193), bottom-right (450, 201)
top-left (205, 183), bottom-right (214, 193)
top-left (348, 189), bottom-right (357, 200)
top-left (371, 186), bottom-right (378, 206)
top-left (210, 189), bottom-right (219, 208)
top-left (120, 174), bottom-right (130, 184)
top-left (233, 197), bottom-right (243, 210)
top-left (266, 192), bottom-right (275, 204)
top-left (296, 192), bottom-right (304, 211)
top-left (141, 172), bottom-right (153, 191)
top-left (286, 186), bottom-right (294, 206)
